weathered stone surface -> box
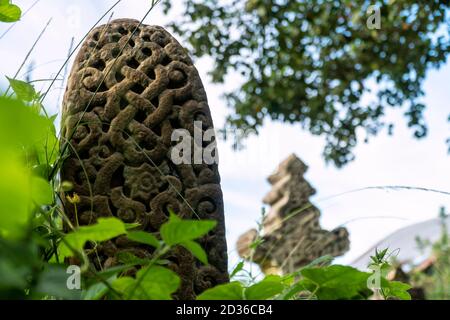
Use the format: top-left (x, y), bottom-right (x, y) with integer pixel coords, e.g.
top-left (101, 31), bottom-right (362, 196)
top-left (236, 154), bottom-right (349, 274)
top-left (61, 19), bottom-right (228, 299)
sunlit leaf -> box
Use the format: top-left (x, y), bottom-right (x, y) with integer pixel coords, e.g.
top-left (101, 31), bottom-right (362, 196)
top-left (0, 3), bottom-right (21, 22)
top-left (0, 157), bottom-right (33, 236)
top-left (299, 265), bottom-right (372, 300)
top-left (116, 252), bottom-right (151, 266)
top-left (58, 218), bottom-right (127, 259)
top-left (31, 176), bottom-right (53, 205)
top-left (245, 275), bottom-right (285, 300)
top-left (6, 77), bottom-right (37, 102)
top-left (133, 266), bottom-right (180, 300)
top-left (0, 96), bottom-right (53, 152)
top-left (113, 266), bottom-right (180, 300)
top-left (181, 240), bottom-right (208, 264)
top-left (230, 261), bottom-right (244, 279)
top-left (160, 212), bottom-right (216, 246)
top-left (127, 231), bottom-right (160, 248)
top-left (381, 279), bottom-right (412, 300)
top-left (0, 96), bottom-right (58, 167)
top-left (197, 282), bottom-right (244, 300)
top-left (111, 277), bottom-right (135, 299)
top-left (82, 275), bottom-right (117, 300)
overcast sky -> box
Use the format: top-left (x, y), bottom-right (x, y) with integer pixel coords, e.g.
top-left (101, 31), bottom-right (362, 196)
top-left (1, 0), bottom-right (449, 271)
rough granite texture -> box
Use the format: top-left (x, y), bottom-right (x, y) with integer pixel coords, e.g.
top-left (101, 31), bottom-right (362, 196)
top-left (236, 154), bottom-right (350, 274)
top-left (61, 19), bottom-right (228, 299)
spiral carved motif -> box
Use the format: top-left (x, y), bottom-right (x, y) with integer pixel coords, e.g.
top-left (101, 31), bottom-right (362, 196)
top-left (61, 19), bottom-right (228, 299)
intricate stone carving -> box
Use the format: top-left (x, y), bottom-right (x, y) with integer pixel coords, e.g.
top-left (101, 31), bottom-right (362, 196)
top-left (61, 19), bottom-right (228, 299)
top-left (236, 154), bottom-right (349, 274)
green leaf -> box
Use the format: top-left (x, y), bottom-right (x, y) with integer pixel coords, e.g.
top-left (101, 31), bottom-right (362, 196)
top-left (0, 96), bottom-right (58, 167)
top-left (82, 275), bottom-right (117, 300)
top-left (124, 222), bottom-right (141, 230)
top-left (245, 275), bottom-right (285, 300)
top-left (0, 239), bottom-right (38, 297)
top-left (130, 266), bottom-right (181, 300)
top-left (116, 252), bottom-right (151, 266)
top-left (95, 264), bottom-right (136, 280)
top-left (33, 265), bottom-right (81, 300)
top-left (181, 240), bottom-right (208, 264)
top-left (82, 282), bottom-right (109, 300)
top-left (278, 282), bottom-right (307, 300)
top-left (0, 97), bottom-right (56, 237)
top-left (0, 96), bottom-right (55, 157)
top-left (0, 157), bottom-right (34, 236)
top-left (304, 255), bottom-right (334, 268)
top-left (0, 259), bottom-right (28, 290)
top-left (381, 279), bottom-right (412, 300)
top-left (31, 176), bottom-right (53, 205)
top-left (0, 3), bottom-right (21, 22)
top-left (59, 217), bottom-right (127, 259)
top-left (112, 267), bottom-right (181, 300)
top-left (300, 265), bottom-right (372, 300)
top-left (230, 261), bottom-right (244, 279)
top-left (127, 231), bottom-right (160, 248)
top-left (111, 277), bottom-right (135, 299)
top-left (197, 282), bottom-right (244, 300)
top-left (0, 156), bottom-right (52, 237)
top-left (6, 77), bottom-right (37, 102)
top-left (160, 212), bottom-right (217, 246)
top-left (289, 255), bottom-right (334, 279)
top-left (31, 101), bottom-right (43, 114)
top-left (32, 164), bottom-right (52, 179)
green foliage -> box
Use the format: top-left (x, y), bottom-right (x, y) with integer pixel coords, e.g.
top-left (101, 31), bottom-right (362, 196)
top-left (0, 238), bottom-right (38, 298)
top-left (58, 217), bottom-right (127, 260)
top-left (380, 279), bottom-right (412, 300)
top-left (198, 248), bottom-right (411, 301)
top-left (245, 275), bottom-right (285, 300)
top-left (198, 282), bottom-right (244, 300)
top-left (0, 237), bottom-right (75, 299)
top-left (51, 210), bottom-right (217, 299)
top-left (160, 212), bottom-right (217, 245)
top-left (179, 240), bottom-right (209, 264)
top-left (112, 266), bottom-right (180, 300)
top-left (82, 275), bottom-right (116, 300)
top-left (6, 77), bottom-right (39, 102)
top-left (164, 0), bottom-right (450, 166)
top-left (298, 265), bottom-right (372, 300)
top-left (229, 261), bottom-right (245, 279)
top-left (127, 231), bottom-right (161, 248)
top-left (160, 212), bottom-right (217, 264)
top-left (367, 247), bottom-right (412, 300)
top-left (0, 96), bottom-right (55, 237)
top-left (33, 265), bottom-right (81, 299)
top-left (0, 1), bottom-right (21, 23)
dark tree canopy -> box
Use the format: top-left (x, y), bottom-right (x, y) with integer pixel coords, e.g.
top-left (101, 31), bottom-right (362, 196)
top-left (163, 0), bottom-right (449, 167)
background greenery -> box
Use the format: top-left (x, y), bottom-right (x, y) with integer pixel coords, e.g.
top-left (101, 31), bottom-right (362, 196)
top-left (163, 0), bottom-right (449, 167)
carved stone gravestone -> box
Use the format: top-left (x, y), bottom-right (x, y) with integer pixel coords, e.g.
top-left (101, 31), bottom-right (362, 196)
top-left (61, 19), bottom-right (228, 299)
top-left (236, 154), bottom-right (350, 274)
